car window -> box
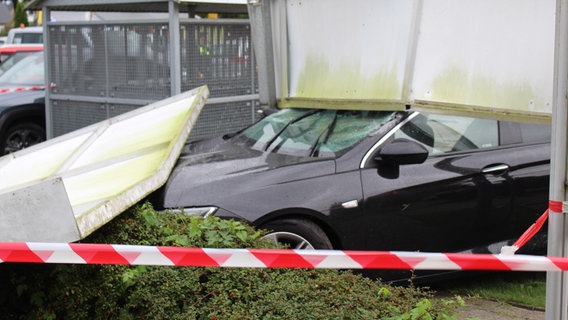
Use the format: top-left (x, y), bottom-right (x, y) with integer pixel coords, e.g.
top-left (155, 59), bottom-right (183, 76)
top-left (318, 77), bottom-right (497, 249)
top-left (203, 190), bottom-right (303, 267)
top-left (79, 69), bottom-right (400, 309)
top-left (0, 52), bottom-right (44, 86)
top-left (272, 111), bottom-right (336, 156)
top-left (394, 113), bottom-right (498, 155)
top-left (318, 111), bottom-right (392, 155)
top-left (518, 122), bottom-right (551, 143)
top-left (234, 109), bottom-right (394, 157)
top-left (0, 51), bottom-right (41, 76)
top-left (13, 33), bottom-right (43, 44)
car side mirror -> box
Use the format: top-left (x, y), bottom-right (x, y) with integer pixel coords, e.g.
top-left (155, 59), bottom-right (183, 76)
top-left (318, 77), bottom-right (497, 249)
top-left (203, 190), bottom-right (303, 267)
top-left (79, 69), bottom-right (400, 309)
top-left (376, 138), bottom-right (429, 165)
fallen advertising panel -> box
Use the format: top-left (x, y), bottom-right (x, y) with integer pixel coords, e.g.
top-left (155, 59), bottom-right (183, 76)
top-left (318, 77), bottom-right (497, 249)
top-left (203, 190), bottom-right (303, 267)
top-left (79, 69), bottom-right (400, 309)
top-left (0, 86), bottom-right (209, 242)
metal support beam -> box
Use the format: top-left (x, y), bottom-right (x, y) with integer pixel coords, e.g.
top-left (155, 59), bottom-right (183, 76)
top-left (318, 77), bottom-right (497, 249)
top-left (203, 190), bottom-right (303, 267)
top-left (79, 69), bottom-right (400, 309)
top-left (247, 0), bottom-right (277, 109)
top-left (43, 6), bottom-right (54, 139)
top-left (169, 0), bottom-right (182, 96)
top-left (546, 1), bottom-right (568, 319)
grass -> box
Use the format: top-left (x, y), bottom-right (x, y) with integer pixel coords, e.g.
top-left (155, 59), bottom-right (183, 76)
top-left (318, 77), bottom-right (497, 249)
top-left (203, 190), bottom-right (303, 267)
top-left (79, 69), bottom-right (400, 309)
top-left (430, 271), bottom-right (546, 309)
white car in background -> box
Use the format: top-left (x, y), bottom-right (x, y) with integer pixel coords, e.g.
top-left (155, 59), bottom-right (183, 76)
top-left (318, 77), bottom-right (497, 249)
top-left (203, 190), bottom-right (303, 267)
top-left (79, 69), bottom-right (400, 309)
top-left (5, 26), bottom-right (43, 45)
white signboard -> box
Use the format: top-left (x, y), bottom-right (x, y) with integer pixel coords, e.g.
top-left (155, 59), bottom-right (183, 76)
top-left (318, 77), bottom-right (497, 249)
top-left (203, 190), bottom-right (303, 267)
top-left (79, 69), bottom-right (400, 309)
top-left (287, 0), bottom-right (414, 102)
top-left (276, 0), bottom-right (555, 120)
top-left (0, 86), bottom-right (208, 242)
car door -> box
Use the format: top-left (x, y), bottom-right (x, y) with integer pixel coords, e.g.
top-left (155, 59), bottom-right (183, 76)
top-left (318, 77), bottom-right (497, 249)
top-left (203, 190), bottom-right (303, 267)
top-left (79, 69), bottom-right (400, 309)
top-left (360, 112), bottom-right (517, 253)
top-left (498, 121), bottom-right (550, 248)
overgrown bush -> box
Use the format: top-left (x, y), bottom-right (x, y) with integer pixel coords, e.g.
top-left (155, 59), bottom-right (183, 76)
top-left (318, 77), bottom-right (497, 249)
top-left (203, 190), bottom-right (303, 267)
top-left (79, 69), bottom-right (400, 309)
top-left (0, 202), bottom-right (464, 319)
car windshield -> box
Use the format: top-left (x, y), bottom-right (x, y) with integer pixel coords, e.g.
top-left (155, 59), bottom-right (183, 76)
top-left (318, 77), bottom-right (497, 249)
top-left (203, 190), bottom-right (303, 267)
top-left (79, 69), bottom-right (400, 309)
top-left (0, 52), bottom-right (44, 86)
top-left (0, 51), bottom-right (42, 77)
top-left (232, 108), bottom-right (395, 157)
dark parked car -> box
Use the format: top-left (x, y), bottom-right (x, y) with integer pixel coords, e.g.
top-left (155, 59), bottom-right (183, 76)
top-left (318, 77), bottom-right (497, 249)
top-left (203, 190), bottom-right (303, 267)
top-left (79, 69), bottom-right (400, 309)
top-left (153, 108), bottom-right (550, 259)
top-left (0, 51), bottom-right (46, 155)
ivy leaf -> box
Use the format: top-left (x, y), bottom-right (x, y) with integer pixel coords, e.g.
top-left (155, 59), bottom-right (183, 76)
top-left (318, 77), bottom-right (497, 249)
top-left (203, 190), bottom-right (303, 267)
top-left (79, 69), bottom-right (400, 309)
top-left (236, 230), bottom-right (248, 242)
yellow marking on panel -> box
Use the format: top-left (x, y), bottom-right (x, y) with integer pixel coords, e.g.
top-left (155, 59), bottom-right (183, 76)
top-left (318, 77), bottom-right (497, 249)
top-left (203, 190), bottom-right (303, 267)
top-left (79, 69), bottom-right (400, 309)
top-left (294, 56), bottom-right (401, 100)
top-left (65, 150), bottom-right (164, 208)
top-left (0, 86), bottom-right (208, 242)
top-left (424, 65), bottom-right (549, 113)
top-left (70, 97), bottom-right (196, 170)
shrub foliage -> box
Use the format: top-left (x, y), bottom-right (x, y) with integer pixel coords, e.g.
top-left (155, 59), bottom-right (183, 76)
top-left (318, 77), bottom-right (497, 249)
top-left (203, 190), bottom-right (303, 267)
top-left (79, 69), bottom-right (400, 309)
top-left (0, 203), bottom-right (463, 319)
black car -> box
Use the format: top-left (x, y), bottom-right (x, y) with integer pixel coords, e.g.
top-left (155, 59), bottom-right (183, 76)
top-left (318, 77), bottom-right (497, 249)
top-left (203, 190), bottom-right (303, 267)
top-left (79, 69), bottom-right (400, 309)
top-left (0, 90), bottom-right (45, 155)
top-left (0, 51), bottom-right (46, 155)
top-left (154, 108), bottom-right (550, 256)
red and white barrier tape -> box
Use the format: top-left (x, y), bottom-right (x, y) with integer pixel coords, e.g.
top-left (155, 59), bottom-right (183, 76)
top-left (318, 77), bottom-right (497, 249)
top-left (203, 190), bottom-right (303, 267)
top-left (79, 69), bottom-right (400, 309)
top-left (1, 242), bottom-right (568, 272)
top-left (501, 200), bottom-right (565, 255)
top-left (0, 84), bottom-right (54, 94)
top-left (2, 201), bottom-right (565, 269)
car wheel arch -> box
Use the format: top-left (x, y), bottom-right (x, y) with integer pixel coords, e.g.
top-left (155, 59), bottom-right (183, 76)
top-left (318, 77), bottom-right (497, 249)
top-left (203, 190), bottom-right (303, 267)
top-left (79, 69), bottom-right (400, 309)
top-left (0, 103), bottom-right (45, 136)
top-left (255, 210), bottom-right (341, 250)
top-left (0, 104), bottom-right (46, 155)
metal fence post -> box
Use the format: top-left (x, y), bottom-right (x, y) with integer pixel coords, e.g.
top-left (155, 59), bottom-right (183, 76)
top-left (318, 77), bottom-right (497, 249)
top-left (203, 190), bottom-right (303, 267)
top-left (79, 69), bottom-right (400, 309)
top-left (546, 1), bottom-right (568, 319)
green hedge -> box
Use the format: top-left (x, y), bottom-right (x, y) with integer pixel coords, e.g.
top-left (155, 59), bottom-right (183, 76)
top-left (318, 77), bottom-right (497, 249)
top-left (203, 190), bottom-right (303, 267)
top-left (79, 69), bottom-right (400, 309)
top-left (0, 203), bottom-right (463, 319)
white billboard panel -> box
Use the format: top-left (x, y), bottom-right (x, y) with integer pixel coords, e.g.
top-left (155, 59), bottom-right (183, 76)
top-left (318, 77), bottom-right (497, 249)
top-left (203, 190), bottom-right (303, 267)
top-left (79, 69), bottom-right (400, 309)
top-left (413, 0), bottom-right (555, 117)
top-left (0, 86), bottom-right (208, 242)
top-left (287, 0), bottom-right (414, 102)
top-left (277, 0), bottom-right (555, 119)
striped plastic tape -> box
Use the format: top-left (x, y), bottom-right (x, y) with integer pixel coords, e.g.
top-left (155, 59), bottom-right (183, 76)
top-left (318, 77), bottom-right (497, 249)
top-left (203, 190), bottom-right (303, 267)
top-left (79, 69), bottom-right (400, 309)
top-left (0, 242), bottom-right (566, 272)
top-left (0, 84), bottom-right (53, 94)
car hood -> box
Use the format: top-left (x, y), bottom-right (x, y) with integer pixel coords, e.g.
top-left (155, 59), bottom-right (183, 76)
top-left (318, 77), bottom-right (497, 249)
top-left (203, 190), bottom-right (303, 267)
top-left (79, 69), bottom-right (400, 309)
top-left (0, 90), bottom-right (44, 109)
top-left (161, 136), bottom-right (336, 209)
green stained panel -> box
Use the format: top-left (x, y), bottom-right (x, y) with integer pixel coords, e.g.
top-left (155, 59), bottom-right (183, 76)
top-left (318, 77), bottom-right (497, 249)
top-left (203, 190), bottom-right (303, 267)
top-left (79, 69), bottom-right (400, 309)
top-left (0, 86), bottom-right (209, 242)
top-left (294, 56), bottom-right (401, 101)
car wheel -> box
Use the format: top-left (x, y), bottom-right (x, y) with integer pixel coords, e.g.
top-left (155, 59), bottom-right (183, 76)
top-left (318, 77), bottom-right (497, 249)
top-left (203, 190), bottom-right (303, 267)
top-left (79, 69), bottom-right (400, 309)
top-left (261, 218), bottom-right (333, 250)
top-left (1, 122), bottom-right (45, 155)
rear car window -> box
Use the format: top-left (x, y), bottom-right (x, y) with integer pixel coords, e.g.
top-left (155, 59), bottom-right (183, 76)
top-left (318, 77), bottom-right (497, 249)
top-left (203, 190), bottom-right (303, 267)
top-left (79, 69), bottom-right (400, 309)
top-left (13, 33), bottom-right (43, 44)
top-left (397, 113), bottom-right (551, 154)
top-left (518, 122), bottom-right (551, 143)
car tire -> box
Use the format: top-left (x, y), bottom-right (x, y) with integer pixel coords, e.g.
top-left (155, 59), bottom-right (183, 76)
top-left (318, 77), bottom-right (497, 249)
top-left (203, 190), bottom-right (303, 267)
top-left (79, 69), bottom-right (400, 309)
top-left (261, 218), bottom-right (333, 250)
top-left (1, 122), bottom-right (45, 155)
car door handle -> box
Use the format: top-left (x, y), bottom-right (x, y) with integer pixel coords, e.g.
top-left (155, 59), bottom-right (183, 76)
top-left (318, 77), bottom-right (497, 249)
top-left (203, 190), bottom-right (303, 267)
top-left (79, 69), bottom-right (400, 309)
top-left (481, 164), bottom-right (510, 175)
